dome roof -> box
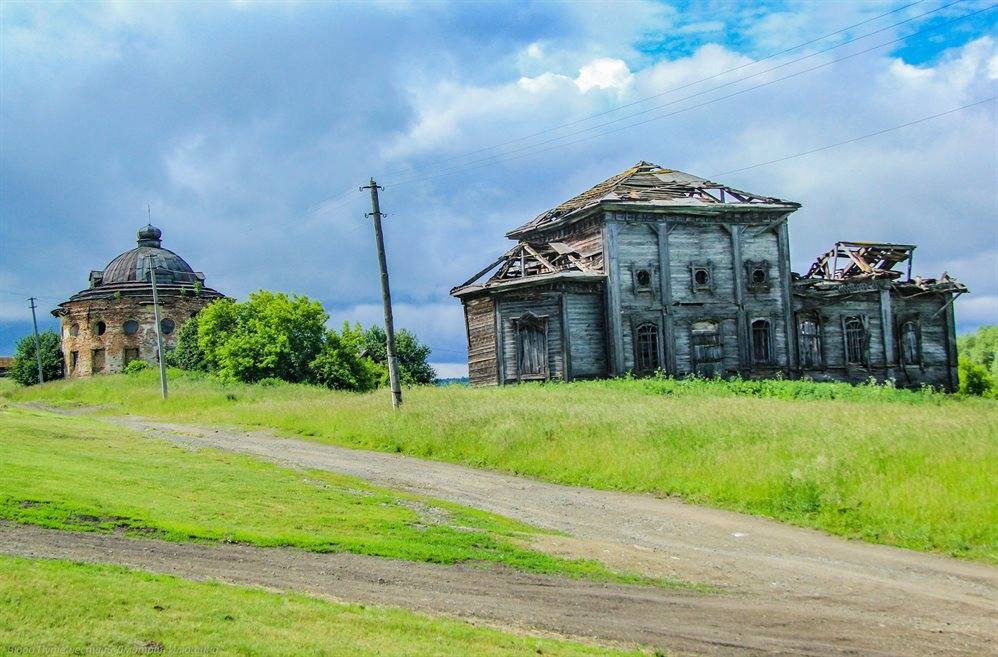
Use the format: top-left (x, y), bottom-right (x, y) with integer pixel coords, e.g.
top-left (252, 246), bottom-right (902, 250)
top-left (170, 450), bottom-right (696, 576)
top-left (55, 224), bottom-right (226, 309)
top-left (101, 225), bottom-right (197, 285)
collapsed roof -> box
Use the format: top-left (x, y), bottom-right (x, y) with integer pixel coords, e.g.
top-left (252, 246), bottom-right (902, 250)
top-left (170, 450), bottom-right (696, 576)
top-left (454, 161), bottom-right (800, 297)
top-left (507, 161), bottom-right (799, 239)
top-left (798, 241), bottom-right (967, 294)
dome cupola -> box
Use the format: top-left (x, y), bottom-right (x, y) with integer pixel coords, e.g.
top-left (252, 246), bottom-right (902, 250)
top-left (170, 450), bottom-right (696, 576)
top-left (137, 224), bottom-right (163, 247)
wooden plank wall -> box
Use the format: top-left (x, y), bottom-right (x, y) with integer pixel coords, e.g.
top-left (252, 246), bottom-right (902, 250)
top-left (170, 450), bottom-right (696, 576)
top-left (611, 217), bottom-right (791, 376)
top-left (498, 295), bottom-right (564, 382)
top-left (463, 296), bottom-right (498, 386)
top-left (794, 289), bottom-right (955, 389)
top-left (565, 292), bottom-right (607, 377)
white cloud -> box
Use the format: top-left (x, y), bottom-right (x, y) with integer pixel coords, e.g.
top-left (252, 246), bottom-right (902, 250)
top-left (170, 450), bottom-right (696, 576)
top-left (2, 1), bottom-right (995, 358)
top-left (575, 58), bottom-right (633, 92)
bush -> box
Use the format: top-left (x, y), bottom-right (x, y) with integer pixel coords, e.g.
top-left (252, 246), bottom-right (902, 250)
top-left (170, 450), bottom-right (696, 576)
top-left (959, 360), bottom-right (993, 397)
top-left (122, 360), bottom-right (150, 374)
top-left (197, 291), bottom-right (327, 384)
top-left (309, 329), bottom-right (383, 392)
top-left (957, 326), bottom-right (997, 395)
top-left (10, 331), bottom-right (62, 386)
top-left (166, 313), bottom-right (208, 371)
top-left (362, 325), bottom-right (436, 385)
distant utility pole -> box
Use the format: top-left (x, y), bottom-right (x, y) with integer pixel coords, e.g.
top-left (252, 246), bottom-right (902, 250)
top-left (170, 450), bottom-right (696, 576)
top-left (362, 178), bottom-right (403, 409)
top-left (146, 259), bottom-right (169, 400)
top-left (27, 297), bottom-right (44, 384)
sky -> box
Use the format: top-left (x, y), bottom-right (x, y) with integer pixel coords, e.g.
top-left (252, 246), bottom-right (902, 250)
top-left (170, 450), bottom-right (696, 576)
top-left (1, 0), bottom-right (995, 377)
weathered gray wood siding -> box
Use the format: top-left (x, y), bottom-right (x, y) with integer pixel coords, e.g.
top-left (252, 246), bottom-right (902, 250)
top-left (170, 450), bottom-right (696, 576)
top-left (793, 288), bottom-right (955, 389)
top-left (565, 291), bottom-right (607, 378)
top-left (497, 294), bottom-right (565, 382)
top-left (608, 215), bottom-right (791, 376)
top-left (463, 296), bottom-right (498, 386)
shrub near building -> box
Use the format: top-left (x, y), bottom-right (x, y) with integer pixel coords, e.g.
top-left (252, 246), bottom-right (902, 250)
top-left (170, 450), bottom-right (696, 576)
top-left (172, 291), bottom-right (432, 392)
top-left (9, 331), bottom-right (63, 386)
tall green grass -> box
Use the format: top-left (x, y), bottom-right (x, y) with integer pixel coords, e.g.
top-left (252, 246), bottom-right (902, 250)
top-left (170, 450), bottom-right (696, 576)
top-left (6, 370), bottom-right (997, 561)
top-left (1, 407), bottom-right (676, 586)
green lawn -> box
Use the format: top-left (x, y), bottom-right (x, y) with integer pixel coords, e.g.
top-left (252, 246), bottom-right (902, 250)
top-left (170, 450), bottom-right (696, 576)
top-left (0, 406), bottom-right (670, 586)
top-left (6, 370), bottom-right (997, 561)
top-left (0, 556), bottom-right (648, 657)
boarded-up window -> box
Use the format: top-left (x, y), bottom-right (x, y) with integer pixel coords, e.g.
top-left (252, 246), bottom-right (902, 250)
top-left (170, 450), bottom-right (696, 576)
top-left (512, 313), bottom-right (548, 380)
top-left (691, 321), bottom-right (722, 376)
top-left (900, 320), bottom-right (921, 365)
top-left (798, 315), bottom-right (821, 368)
top-left (91, 348), bottom-right (105, 374)
top-left (844, 317), bottom-right (867, 365)
top-left (123, 348), bottom-right (140, 365)
top-left (751, 319), bottom-right (772, 364)
top-left (635, 323), bottom-right (659, 373)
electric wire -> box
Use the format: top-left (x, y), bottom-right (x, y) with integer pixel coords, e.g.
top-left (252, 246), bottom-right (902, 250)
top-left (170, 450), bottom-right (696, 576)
top-left (385, 3), bottom-right (994, 188)
top-left (381, 0), bottom-right (936, 177)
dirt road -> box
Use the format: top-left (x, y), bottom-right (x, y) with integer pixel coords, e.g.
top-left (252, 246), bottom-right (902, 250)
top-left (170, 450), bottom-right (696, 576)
top-left (6, 416), bottom-right (996, 656)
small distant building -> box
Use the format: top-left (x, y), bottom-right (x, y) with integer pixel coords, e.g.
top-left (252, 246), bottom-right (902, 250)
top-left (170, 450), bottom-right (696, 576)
top-left (452, 161), bottom-right (966, 390)
top-left (53, 224), bottom-right (225, 377)
top-left (0, 357), bottom-right (13, 377)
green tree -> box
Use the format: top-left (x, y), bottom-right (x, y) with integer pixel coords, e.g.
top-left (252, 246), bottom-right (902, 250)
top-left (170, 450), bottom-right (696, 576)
top-left (959, 360), bottom-right (993, 397)
top-left (361, 325), bottom-right (436, 385)
top-left (10, 330), bottom-right (63, 385)
top-left (196, 291), bottom-right (327, 383)
top-left (957, 326), bottom-right (998, 379)
top-left (165, 312), bottom-right (208, 371)
top-left (309, 328), bottom-right (383, 392)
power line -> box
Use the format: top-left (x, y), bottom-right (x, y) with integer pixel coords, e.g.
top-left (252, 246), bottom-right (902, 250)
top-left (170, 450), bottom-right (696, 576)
top-left (382, 0), bottom-right (934, 177)
top-left (387, 3), bottom-right (994, 187)
top-left (714, 96), bottom-right (998, 176)
top-left (388, 0), bottom-right (981, 185)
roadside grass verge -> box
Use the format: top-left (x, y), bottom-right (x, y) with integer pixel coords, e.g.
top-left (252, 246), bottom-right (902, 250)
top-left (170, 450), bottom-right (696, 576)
top-left (0, 556), bottom-right (650, 657)
top-left (6, 370), bottom-right (997, 562)
top-left (0, 407), bottom-right (680, 588)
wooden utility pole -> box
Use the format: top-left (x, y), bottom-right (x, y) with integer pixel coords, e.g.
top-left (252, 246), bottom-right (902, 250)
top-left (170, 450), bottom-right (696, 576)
top-left (147, 260), bottom-right (169, 400)
top-left (362, 178), bottom-right (403, 409)
top-left (27, 297), bottom-right (44, 384)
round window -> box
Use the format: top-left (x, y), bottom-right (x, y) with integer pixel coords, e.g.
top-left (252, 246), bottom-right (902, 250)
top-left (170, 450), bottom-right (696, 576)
top-left (160, 318), bottom-right (176, 335)
top-left (752, 268), bottom-right (767, 285)
top-left (123, 320), bottom-right (139, 335)
top-left (636, 269), bottom-right (651, 287)
top-left (69, 323), bottom-right (79, 337)
top-left (94, 321), bottom-right (107, 336)
top-left (694, 269), bottom-right (710, 285)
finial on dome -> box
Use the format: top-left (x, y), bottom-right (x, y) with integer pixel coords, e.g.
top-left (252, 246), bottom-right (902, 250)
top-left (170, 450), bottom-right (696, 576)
top-left (137, 224), bottom-right (162, 248)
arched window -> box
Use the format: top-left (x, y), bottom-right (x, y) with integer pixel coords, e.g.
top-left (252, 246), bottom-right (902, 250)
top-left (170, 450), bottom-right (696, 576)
top-left (635, 323), bottom-right (659, 373)
top-left (751, 319), bottom-right (772, 364)
top-left (900, 320), bottom-right (920, 365)
top-left (94, 321), bottom-right (107, 336)
top-left (844, 317), bottom-right (866, 365)
top-left (798, 315), bottom-right (821, 368)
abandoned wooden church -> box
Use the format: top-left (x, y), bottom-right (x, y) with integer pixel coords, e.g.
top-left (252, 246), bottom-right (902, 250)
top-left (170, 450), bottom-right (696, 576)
top-left (452, 162), bottom-right (966, 390)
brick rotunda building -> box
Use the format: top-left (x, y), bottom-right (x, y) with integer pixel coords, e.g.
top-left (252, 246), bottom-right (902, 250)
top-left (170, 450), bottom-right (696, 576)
top-left (54, 224), bottom-right (225, 377)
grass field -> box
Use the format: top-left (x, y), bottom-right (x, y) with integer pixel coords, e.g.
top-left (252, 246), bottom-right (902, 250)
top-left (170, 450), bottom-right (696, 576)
top-left (0, 556), bottom-right (647, 657)
top-left (0, 406), bottom-right (668, 586)
top-left (5, 370), bottom-right (997, 561)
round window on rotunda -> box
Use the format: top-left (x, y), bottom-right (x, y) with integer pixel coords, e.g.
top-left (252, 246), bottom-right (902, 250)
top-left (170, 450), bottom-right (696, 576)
top-left (123, 320), bottom-right (139, 335)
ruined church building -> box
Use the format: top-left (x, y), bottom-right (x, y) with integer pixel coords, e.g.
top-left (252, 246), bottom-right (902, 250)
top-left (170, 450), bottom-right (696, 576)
top-left (453, 162), bottom-right (966, 390)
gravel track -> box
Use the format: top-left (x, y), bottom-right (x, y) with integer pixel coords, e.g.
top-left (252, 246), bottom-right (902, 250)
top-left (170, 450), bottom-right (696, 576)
top-left (4, 415), bottom-right (995, 656)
